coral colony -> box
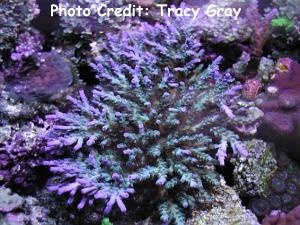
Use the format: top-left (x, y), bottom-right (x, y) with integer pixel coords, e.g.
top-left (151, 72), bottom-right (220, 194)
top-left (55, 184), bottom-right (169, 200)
top-left (0, 0), bottom-right (300, 225)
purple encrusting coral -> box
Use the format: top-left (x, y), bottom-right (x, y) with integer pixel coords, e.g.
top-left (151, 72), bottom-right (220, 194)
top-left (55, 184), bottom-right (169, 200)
top-left (42, 14), bottom-right (260, 224)
top-left (262, 205), bottom-right (300, 225)
top-left (259, 59), bottom-right (300, 135)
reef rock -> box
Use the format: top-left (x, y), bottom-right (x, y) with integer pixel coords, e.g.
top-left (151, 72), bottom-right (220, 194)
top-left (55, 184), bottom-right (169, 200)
top-left (7, 51), bottom-right (74, 102)
top-left (231, 139), bottom-right (277, 197)
top-left (258, 58), bottom-right (300, 160)
top-left (188, 179), bottom-right (260, 225)
top-left (0, 120), bottom-right (49, 188)
top-left (0, 187), bottom-right (56, 225)
top-left (0, 188), bottom-right (25, 213)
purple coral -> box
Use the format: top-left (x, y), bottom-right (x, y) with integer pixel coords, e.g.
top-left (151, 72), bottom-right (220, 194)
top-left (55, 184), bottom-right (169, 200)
top-left (245, 0), bottom-right (278, 57)
top-left (44, 154), bottom-right (135, 214)
top-left (11, 32), bottom-right (43, 61)
top-left (262, 205), bottom-right (300, 225)
top-left (7, 51), bottom-right (74, 101)
top-left (259, 59), bottom-right (300, 135)
top-left (42, 14), bottom-right (255, 224)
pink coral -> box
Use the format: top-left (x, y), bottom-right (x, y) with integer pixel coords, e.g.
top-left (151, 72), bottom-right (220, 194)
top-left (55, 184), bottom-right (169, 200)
top-left (242, 79), bottom-right (262, 100)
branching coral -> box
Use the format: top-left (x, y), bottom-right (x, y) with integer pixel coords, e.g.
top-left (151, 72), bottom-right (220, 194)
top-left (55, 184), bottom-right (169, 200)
top-left (43, 15), bottom-right (257, 224)
top-left (44, 151), bottom-right (135, 214)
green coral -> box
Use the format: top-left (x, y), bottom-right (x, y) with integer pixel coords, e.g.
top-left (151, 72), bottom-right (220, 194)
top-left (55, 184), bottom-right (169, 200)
top-left (101, 218), bottom-right (113, 225)
top-left (270, 0), bottom-right (300, 42)
top-left (271, 17), bottom-right (295, 30)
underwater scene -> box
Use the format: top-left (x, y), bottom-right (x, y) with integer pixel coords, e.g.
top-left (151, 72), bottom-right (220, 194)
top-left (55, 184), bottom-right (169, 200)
top-left (0, 0), bottom-right (300, 224)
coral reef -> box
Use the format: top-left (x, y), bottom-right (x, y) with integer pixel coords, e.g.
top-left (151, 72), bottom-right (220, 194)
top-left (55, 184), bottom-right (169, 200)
top-left (187, 179), bottom-right (260, 225)
top-left (230, 139), bottom-right (277, 197)
top-left (42, 15), bottom-right (260, 224)
top-left (0, 1), bottom-right (300, 225)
